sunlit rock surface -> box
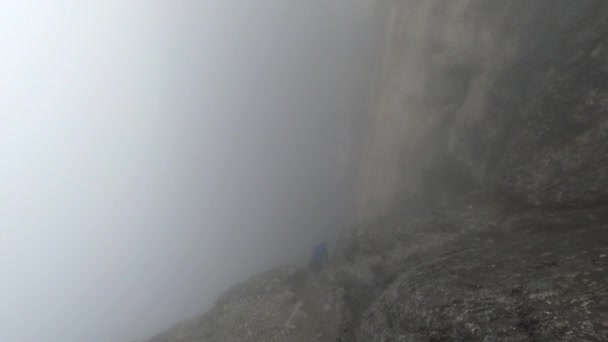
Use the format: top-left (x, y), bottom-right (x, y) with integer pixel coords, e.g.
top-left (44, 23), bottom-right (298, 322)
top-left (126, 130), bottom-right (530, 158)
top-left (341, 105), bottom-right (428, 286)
top-left (145, 1), bottom-right (608, 341)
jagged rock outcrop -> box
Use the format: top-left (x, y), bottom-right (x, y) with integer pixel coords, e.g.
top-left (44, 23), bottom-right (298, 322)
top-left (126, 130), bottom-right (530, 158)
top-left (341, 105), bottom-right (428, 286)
top-left (146, 1), bottom-right (608, 341)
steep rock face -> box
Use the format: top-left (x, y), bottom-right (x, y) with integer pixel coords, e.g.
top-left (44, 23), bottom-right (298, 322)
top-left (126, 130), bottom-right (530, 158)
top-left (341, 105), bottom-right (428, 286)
top-left (481, 0), bottom-right (608, 209)
top-left (145, 1), bottom-right (608, 341)
top-left (357, 0), bottom-right (608, 218)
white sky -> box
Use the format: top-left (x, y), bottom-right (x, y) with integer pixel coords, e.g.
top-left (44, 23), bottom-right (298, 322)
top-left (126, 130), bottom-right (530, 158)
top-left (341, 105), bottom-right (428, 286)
top-left (0, 1), bottom-right (380, 341)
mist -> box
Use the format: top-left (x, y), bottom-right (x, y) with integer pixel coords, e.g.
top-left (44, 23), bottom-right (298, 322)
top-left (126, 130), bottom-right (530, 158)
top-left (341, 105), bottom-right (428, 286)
top-left (0, 2), bottom-right (383, 342)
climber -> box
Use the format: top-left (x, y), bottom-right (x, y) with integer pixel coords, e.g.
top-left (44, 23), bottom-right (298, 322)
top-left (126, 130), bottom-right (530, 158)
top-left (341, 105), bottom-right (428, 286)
top-left (309, 241), bottom-right (329, 273)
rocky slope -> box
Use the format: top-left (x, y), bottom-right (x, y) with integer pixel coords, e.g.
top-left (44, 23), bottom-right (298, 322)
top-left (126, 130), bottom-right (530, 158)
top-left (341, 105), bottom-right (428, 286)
top-left (145, 1), bottom-right (608, 341)
top-left (146, 198), bottom-right (607, 341)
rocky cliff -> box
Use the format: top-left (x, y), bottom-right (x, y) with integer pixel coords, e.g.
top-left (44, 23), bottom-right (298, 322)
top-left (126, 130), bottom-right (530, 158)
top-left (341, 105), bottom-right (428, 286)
top-left (146, 1), bottom-right (608, 341)
top-left (358, 0), bottom-right (608, 218)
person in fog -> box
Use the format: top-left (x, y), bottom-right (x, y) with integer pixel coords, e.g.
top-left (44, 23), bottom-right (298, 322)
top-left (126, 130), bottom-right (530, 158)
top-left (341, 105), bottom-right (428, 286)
top-left (309, 241), bottom-right (329, 273)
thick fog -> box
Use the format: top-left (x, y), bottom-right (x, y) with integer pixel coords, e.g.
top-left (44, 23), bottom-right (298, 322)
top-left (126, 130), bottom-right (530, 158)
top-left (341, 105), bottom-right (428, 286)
top-left (0, 1), bottom-right (383, 342)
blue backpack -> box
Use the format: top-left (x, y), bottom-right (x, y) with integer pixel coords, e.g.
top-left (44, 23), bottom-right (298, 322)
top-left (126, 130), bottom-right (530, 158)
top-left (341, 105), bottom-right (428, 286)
top-left (310, 242), bottom-right (329, 272)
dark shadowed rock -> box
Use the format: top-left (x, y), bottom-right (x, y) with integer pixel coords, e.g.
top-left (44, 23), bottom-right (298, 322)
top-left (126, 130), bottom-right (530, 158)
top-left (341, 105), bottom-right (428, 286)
top-left (355, 208), bottom-right (608, 341)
